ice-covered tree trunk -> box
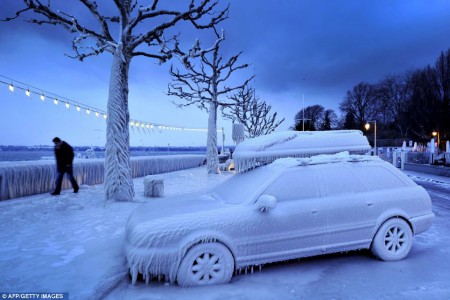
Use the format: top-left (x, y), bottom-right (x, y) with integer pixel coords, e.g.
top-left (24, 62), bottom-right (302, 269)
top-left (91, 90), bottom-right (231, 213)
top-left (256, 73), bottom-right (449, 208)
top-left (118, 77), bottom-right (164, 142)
top-left (104, 48), bottom-right (135, 201)
top-left (207, 101), bottom-right (219, 174)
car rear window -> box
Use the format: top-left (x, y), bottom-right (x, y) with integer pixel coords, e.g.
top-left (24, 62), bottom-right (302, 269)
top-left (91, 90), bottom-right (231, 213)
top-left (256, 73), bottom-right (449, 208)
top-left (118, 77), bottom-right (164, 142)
top-left (352, 164), bottom-right (410, 190)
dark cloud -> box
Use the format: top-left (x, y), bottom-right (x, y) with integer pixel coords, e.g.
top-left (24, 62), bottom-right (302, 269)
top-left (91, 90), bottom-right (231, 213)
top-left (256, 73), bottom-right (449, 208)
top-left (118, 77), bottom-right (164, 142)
top-left (223, 0), bottom-right (450, 109)
top-left (1, 0), bottom-right (450, 145)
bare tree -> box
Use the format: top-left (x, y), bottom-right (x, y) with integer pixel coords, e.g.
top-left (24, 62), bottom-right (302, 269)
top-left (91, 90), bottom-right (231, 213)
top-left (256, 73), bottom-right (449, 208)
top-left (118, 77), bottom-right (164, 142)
top-left (167, 30), bottom-right (252, 174)
top-left (223, 85), bottom-right (284, 138)
top-left (435, 50), bottom-right (450, 142)
top-left (3, 0), bottom-right (227, 201)
top-left (339, 82), bottom-right (381, 129)
top-left (377, 74), bottom-right (411, 137)
top-left (292, 105), bottom-right (325, 131)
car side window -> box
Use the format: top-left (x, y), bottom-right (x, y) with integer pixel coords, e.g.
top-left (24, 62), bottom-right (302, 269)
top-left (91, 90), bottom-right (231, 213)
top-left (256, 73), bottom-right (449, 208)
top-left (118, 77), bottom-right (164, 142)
top-left (353, 165), bottom-right (410, 190)
top-left (319, 165), bottom-right (367, 196)
top-left (263, 168), bottom-right (319, 201)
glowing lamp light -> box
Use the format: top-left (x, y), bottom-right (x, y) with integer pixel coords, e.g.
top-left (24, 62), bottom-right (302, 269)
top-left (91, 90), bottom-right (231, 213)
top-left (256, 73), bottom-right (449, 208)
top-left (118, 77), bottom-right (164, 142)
top-left (364, 123), bottom-right (370, 130)
top-left (86, 109), bottom-right (90, 115)
top-left (95, 111), bottom-right (99, 117)
top-left (8, 84), bottom-right (14, 92)
top-left (432, 131), bottom-right (437, 137)
top-left (40, 94), bottom-right (45, 101)
top-left (53, 98), bottom-right (58, 105)
top-left (76, 106), bottom-right (81, 112)
top-left (65, 102), bottom-right (70, 109)
top-left (25, 89), bottom-right (31, 96)
top-left (135, 122), bottom-right (140, 127)
top-left (103, 114), bottom-right (107, 119)
top-left (130, 121), bottom-right (135, 126)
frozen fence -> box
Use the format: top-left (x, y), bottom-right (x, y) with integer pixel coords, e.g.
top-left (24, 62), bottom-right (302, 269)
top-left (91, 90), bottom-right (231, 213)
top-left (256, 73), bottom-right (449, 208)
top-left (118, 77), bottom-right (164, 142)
top-left (0, 155), bottom-right (206, 200)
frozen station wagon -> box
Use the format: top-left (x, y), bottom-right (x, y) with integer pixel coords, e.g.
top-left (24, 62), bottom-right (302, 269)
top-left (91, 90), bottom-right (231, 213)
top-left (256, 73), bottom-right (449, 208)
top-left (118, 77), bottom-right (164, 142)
top-left (125, 152), bottom-right (434, 287)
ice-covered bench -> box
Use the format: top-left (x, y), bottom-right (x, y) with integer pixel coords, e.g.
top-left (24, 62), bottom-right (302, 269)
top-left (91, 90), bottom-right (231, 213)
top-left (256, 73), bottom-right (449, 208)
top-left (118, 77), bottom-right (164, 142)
top-left (144, 176), bottom-right (164, 197)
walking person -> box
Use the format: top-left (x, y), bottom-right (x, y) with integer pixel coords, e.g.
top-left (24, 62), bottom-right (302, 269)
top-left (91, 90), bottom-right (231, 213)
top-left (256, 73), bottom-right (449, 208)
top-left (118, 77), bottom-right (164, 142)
top-left (51, 137), bottom-right (79, 195)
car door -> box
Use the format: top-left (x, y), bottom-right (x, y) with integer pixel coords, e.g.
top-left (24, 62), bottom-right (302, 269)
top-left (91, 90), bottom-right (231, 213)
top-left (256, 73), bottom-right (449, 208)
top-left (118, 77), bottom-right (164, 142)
top-left (316, 164), bottom-right (380, 252)
top-left (238, 167), bottom-right (329, 264)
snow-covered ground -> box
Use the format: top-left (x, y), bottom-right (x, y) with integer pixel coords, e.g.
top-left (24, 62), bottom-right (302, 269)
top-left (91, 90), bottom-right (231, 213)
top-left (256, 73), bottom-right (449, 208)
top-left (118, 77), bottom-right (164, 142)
top-left (1, 166), bottom-right (449, 300)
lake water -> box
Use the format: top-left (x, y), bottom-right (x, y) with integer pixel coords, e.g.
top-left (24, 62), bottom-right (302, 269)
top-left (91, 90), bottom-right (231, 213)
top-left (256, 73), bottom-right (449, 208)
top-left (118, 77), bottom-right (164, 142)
top-left (0, 149), bottom-right (206, 162)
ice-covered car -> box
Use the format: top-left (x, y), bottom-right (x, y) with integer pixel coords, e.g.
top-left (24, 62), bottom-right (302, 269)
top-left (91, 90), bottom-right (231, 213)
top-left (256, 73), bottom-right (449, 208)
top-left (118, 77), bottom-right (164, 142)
top-left (124, 152), bottom-right (434, 287)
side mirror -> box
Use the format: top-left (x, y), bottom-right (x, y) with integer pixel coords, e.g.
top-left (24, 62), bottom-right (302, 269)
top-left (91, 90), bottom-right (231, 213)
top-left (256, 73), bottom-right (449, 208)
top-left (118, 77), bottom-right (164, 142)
top-left (255, 194), bottom-right (277, 212)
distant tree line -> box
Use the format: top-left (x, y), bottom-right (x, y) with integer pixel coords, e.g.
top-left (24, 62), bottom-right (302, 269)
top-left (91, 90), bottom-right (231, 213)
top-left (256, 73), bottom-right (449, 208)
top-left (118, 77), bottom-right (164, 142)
top-left (292, 48), bottom-right (450, 148)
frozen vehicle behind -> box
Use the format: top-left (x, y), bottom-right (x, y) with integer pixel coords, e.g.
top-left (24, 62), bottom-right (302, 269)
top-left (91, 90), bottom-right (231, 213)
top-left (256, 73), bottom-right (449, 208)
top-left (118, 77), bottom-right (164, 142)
top-left (124, 152), bottom-right (434, 287)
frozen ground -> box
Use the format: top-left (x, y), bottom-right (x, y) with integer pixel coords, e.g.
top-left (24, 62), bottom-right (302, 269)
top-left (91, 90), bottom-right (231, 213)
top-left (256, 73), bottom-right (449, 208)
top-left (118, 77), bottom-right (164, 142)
top-left (0, 166), bottom-right (449, 300)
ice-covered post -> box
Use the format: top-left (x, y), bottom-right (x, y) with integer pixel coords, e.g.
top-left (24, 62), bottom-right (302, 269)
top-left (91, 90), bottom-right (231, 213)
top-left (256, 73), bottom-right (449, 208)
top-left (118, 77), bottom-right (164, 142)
top-left (446, 140), bottom-right (450, 164)
top-left (222, 127), bottom-right (225, 155)
top-left (429, 139), bottom-right (435, 164)
top-left (232, 123), bottom-right (245, 145)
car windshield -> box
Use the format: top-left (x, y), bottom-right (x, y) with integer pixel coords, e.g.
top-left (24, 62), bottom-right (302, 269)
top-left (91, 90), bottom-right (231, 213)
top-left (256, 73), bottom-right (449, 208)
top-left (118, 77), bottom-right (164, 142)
top-left (210, 166), bottom-right (277, 205)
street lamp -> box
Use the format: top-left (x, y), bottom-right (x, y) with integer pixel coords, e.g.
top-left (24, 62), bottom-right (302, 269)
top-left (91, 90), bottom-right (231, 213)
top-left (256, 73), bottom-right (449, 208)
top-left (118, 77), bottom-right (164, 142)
top-left (432, 131), bottom-right (440, 150)
top-left (365, 120), bottom-right (377, 156)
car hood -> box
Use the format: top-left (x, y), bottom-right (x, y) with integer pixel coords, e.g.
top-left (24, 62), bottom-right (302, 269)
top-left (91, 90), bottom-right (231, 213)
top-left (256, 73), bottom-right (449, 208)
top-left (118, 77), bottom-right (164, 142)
top-left (128, 193), bottom-right (226, 222)
top-left (125, 193), bottom-right (234, 247)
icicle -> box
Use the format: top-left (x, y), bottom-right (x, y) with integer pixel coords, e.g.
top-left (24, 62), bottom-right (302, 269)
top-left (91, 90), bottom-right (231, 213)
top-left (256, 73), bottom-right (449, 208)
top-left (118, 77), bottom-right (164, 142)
top-left (131, 267), bottom-right (138, 285)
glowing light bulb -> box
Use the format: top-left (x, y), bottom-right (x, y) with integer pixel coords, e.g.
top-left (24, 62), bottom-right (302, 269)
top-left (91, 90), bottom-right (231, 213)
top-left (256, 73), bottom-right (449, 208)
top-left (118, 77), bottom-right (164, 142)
top-left (76, 106), bottom-right (81, 112)
top-left (25, 89), bottom-right (30, 96)
top-left (40, 94), bottom-right (45, 101)
top-left (103, 114), bottom-right (107, 119)
top-left (54, 99), bottom-right (58, 105)
top-left (130, 121), bottom-right (135, 126)
top-left (8, 84), bottom-right (14, 92)
top-left (65, 102), bottom-right (70, 109)
top-left (95, 111), bottom-right (99, 117)
top-left (86, 109), bottom-right (90, 115)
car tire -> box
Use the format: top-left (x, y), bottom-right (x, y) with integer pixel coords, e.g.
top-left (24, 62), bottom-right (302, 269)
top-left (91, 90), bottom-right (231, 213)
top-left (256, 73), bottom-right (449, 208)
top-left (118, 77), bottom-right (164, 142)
top-left (177, 243), bottom-right (234, 287)
top-left (371, 218), bottom-right (413, 261)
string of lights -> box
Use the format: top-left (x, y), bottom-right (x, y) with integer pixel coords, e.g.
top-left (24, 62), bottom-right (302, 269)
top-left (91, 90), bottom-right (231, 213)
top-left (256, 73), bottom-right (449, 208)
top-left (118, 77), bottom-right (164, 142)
top-left (1, 74), bottom-right (213, 133)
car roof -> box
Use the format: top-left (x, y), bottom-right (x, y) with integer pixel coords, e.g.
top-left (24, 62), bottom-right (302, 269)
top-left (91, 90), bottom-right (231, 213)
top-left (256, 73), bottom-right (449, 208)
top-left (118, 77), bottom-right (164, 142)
top-left (267, 151), bottom-right (384, 172)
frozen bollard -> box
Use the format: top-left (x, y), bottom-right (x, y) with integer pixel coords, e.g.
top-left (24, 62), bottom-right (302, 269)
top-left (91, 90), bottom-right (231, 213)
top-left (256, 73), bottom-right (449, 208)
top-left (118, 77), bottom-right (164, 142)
top-left (144, 176), bottom-right (164, 197)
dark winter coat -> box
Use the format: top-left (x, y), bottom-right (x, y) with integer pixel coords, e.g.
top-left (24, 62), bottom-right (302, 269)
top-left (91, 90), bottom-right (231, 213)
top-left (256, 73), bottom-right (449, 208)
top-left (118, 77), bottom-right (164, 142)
top-left (54, 141), bottom-right (75, 172)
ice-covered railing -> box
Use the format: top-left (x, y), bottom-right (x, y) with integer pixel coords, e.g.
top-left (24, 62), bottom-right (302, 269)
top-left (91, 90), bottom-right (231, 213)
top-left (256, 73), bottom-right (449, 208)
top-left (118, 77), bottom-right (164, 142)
top-left (0, 155), bottom-right (205, 200)
top-left (233, 130), bottom-right (371, 172)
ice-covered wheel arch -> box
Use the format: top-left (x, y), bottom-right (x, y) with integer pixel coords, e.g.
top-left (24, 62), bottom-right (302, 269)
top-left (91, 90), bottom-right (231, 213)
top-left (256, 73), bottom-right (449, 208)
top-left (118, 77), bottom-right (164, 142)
top-left (177, 243), bottom-right (235, 287)
top-left (371, 218), bottom-right (413, 261)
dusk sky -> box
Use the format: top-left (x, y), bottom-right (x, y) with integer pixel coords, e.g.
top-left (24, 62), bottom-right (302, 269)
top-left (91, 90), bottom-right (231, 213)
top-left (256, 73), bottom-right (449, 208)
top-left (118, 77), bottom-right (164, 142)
top-left (1, 1), bottom-right (450, 147)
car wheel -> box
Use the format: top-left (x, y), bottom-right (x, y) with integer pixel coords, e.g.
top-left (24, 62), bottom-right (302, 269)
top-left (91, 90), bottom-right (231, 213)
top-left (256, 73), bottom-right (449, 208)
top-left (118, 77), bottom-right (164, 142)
top-left (177, 243), bottom-right (234, 287)
top-left (371, 218), bottom-right (413, 261)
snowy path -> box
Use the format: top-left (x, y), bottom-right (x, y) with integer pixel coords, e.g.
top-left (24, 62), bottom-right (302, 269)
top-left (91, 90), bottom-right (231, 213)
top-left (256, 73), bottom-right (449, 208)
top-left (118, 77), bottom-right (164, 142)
top-left (1, 167), bottom-right (449, 300)
top-left (0, 167), bottom-right (231, 300)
